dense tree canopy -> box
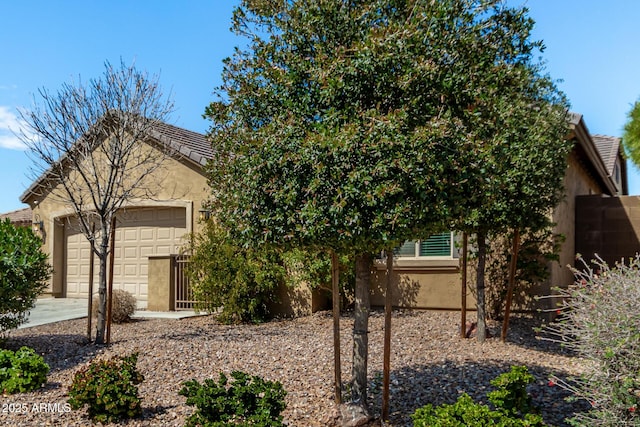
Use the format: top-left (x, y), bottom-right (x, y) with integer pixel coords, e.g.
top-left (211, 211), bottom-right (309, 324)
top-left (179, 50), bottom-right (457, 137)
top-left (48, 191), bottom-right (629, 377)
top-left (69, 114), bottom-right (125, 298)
top-left (206, 0), bottom-right (570, 410)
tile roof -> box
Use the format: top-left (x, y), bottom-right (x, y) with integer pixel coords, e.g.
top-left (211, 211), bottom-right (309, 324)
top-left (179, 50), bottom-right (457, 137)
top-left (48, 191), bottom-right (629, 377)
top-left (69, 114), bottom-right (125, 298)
top-left (148, 121), bottom-right (213, 166)
top-left (0, 207), bottom-right (32, 224)
top-left (20, 120), bottom-right (212, 203)
top-left (591, 134), bottom-right (622, 175)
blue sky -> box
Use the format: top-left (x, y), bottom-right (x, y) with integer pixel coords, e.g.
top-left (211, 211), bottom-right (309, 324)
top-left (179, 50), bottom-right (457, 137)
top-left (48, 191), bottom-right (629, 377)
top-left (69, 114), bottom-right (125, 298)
top-left (1, 1), bottom-right (639, 213)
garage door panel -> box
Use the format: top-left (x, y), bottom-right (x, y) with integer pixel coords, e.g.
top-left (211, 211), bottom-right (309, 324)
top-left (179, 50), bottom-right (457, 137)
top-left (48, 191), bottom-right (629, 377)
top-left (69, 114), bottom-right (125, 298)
top-left (123, 283), bottom-right (138, 295)
top-left (124, 247), bottom-right (137, 259)
top-left (123, 229), bottom-right (138, 241)
top-left (157, 228), bottom-right (172, 240)
top-left (140, 229), bottom-right (154, 240)
top-left (124, 264), bottom-right (137, 276)
top-left (65, 207), bottom-right (187, 301)
top-left (140, 246), bottom-right (153, 257)
top-left (155, 245), bottom-right (171, 256)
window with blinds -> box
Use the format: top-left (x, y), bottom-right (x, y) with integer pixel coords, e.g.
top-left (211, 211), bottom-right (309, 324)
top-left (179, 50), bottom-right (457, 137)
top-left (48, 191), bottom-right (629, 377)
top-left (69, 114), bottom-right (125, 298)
top-left (394, 232), bottom-right (453, 258)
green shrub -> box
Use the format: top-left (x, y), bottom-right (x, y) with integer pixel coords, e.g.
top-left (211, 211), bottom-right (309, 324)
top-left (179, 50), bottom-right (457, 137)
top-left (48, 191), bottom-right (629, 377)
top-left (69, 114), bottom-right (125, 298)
top-left (68, 352), bottom-right (144, 423)
top-left (92, 289), bottom-right (137, 323)
top-left (186, 221), bottom-right (356, 323)
top-left (488, 365), bottom-right (536, 416)
top-left (179, 371), bottom-right (287, 427)
top-left (542, 256), bottom-right (640, 426)
top-left (185, 221), bottom-right (287, 324)
top-left (0, 346), bottom-right (49, 394)
top-left (412, 366), bottom-right (545, 427)
top-left (0, 218), bottom-right (52, 335)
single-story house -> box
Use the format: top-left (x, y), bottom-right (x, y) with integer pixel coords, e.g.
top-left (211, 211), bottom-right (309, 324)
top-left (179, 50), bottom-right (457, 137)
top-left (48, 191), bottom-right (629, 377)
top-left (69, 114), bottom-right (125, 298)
top-left (12, 112), bottom-right (631, 315)
top-left (19, 122), bottom-right (212, 309)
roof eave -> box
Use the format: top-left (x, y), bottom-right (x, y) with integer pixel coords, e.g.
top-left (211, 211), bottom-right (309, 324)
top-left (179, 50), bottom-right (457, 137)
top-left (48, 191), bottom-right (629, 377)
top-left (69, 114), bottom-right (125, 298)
top-left (569, 113), bottom-right (618, 196)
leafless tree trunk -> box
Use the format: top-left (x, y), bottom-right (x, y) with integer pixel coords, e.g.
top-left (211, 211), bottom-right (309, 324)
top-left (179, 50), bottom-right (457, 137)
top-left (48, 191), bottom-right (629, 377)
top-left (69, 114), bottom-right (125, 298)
top-left (352, 252), bottom-right (371, 410)
top-left (19, 60), bottom-right (174, 344)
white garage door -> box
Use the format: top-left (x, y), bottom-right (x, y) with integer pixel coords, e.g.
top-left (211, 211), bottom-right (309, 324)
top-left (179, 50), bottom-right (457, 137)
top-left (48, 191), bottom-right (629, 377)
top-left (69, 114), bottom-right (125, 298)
top-left (65, 207), bottom-right (188, 301)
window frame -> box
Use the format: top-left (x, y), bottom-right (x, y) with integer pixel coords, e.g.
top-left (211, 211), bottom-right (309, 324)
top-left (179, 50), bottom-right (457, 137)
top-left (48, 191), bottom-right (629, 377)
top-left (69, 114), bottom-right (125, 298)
top-left (394, 232), bottom-right (458, 260)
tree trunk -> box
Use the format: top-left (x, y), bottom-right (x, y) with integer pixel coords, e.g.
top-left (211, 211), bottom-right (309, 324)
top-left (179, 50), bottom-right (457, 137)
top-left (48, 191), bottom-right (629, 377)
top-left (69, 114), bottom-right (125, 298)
top-left (501, 229), bottom-right (520, 342)
top-left (351, 253), bottom-right (371, 410)
top-left (476, 232), bottom-right (487, 343)
top-left (94, 226), bottom-right (110, 345)
top-left (460, 232), bottom-right (468, 339)
top-left (331, 251), bottom-right (342, 404)
top-left (381, 250), bottom-right (393, 421)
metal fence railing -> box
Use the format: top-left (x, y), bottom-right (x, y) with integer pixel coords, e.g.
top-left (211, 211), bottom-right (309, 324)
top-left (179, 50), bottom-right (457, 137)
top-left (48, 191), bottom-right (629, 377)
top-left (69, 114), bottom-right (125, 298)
top-left (173, 254), bottom-right (196, 310)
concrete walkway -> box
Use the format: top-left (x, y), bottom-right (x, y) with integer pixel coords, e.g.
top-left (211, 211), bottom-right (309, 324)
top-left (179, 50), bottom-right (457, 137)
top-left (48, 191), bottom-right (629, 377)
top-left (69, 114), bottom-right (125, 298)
top-left (18, 297), bottom-right (203, 329)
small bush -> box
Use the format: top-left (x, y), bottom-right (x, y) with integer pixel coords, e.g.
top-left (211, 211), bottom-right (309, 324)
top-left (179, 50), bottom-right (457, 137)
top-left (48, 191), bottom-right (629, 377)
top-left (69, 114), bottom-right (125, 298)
top-left (412, 366), bottom-right (545, 427)
top-left (0, 346), bottom-right (49, 394)
top-left (185, 221), bottom-right (287, 324)
top-left (0, 218), bottom-right (52, 335)
top-left (488, 365), bottom-right (536, 416)
top-left (92, 289), bottom-right (137, 323)
top-left (68, 352), bottom-right (143, 423)
top-left (542, 255), bottom-right (640, 426)
top-left (179, 371), bottom-right (287, 427)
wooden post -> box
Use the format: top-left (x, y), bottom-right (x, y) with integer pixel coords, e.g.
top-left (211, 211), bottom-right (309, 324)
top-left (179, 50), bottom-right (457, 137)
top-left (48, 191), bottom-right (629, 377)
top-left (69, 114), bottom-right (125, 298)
top-left (106, 216), bottom-right (116, 345)
top-left (331, 251), bottom-right (342, 404)
top-left (501, 229), bottom-right (520, 342)
top-left (382, 249), bottom-right (393, 421)
top-left (87, 223), bottom-right (95, 341)
top-left (460, 232), bottom-right (468, 339)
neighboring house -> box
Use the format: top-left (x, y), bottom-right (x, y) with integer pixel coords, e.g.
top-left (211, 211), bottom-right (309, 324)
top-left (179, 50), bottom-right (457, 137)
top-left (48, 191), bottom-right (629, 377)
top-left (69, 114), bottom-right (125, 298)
top-left (370, 112), bottom-right (627, 311)
top-left (0, 207), bottom-right (33, 228)
top-left (19, 122), bottom-right (212, 308)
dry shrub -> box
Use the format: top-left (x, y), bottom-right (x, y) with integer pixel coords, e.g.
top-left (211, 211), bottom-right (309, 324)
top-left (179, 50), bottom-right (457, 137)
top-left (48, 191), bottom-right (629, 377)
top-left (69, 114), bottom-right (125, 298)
top-left (542, 256), bottom-right (640, 425)
top-left (92, 289), bottom-right (137, 323)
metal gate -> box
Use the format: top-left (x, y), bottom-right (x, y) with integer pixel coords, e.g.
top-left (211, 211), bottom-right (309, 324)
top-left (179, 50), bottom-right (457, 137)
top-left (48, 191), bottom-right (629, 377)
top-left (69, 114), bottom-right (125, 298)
top-left (174, 254), bottom-right (196, 310)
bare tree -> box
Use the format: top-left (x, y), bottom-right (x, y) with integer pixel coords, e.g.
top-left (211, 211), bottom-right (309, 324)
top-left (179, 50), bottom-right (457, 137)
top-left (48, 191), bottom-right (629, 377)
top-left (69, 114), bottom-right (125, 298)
top-left (19, 60), bottom-right (175, 344)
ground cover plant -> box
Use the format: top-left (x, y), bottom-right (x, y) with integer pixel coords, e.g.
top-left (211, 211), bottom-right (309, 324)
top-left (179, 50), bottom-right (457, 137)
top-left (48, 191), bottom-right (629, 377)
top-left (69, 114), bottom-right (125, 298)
top-left (412, 365), bottom-right (546, 426)
top-left (0, 346), bottom-right (49, 394)
top-left (3, 310), bottom-right (585, 426)
top-left (67, 352), bottom-right (144, 423)
top-left (179, 370), bottom-right (287, 427)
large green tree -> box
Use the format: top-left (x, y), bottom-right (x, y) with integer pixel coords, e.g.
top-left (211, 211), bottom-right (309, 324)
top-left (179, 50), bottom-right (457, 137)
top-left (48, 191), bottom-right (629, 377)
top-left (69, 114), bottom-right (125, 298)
top-left (453, 61), bottom-right (570, 342)
top-left (206, 0), bottom-right (568, 413)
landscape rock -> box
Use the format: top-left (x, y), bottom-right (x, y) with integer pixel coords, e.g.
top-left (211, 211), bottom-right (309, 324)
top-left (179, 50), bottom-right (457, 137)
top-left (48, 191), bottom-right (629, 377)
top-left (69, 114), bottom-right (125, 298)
top-left (3, 310), bottom-right (587, 426)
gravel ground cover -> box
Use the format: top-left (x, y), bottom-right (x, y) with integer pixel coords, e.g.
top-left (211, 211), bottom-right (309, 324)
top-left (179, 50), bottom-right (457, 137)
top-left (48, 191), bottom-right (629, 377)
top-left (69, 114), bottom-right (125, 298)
top-left (1, 310), bottom-right (588, 426)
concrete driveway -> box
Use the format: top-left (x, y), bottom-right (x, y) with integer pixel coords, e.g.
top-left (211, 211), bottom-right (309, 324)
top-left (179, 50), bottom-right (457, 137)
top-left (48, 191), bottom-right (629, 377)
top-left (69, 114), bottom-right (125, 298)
top-left (19, 297), bottom-right (202, 329)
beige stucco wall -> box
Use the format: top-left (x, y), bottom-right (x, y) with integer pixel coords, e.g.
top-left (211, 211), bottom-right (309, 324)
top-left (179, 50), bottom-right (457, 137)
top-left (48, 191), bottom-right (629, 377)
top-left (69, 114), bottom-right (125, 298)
top-left (370, 260), bottom-right (475, 310)
top-left (540, 151), bottom-right (604, 311)
top-left (147, 256), bottom-right (175, 311)
top-left (23, 140), bottom-right (210, 296)
top-left (268, 282), bottom-right (332, 317)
